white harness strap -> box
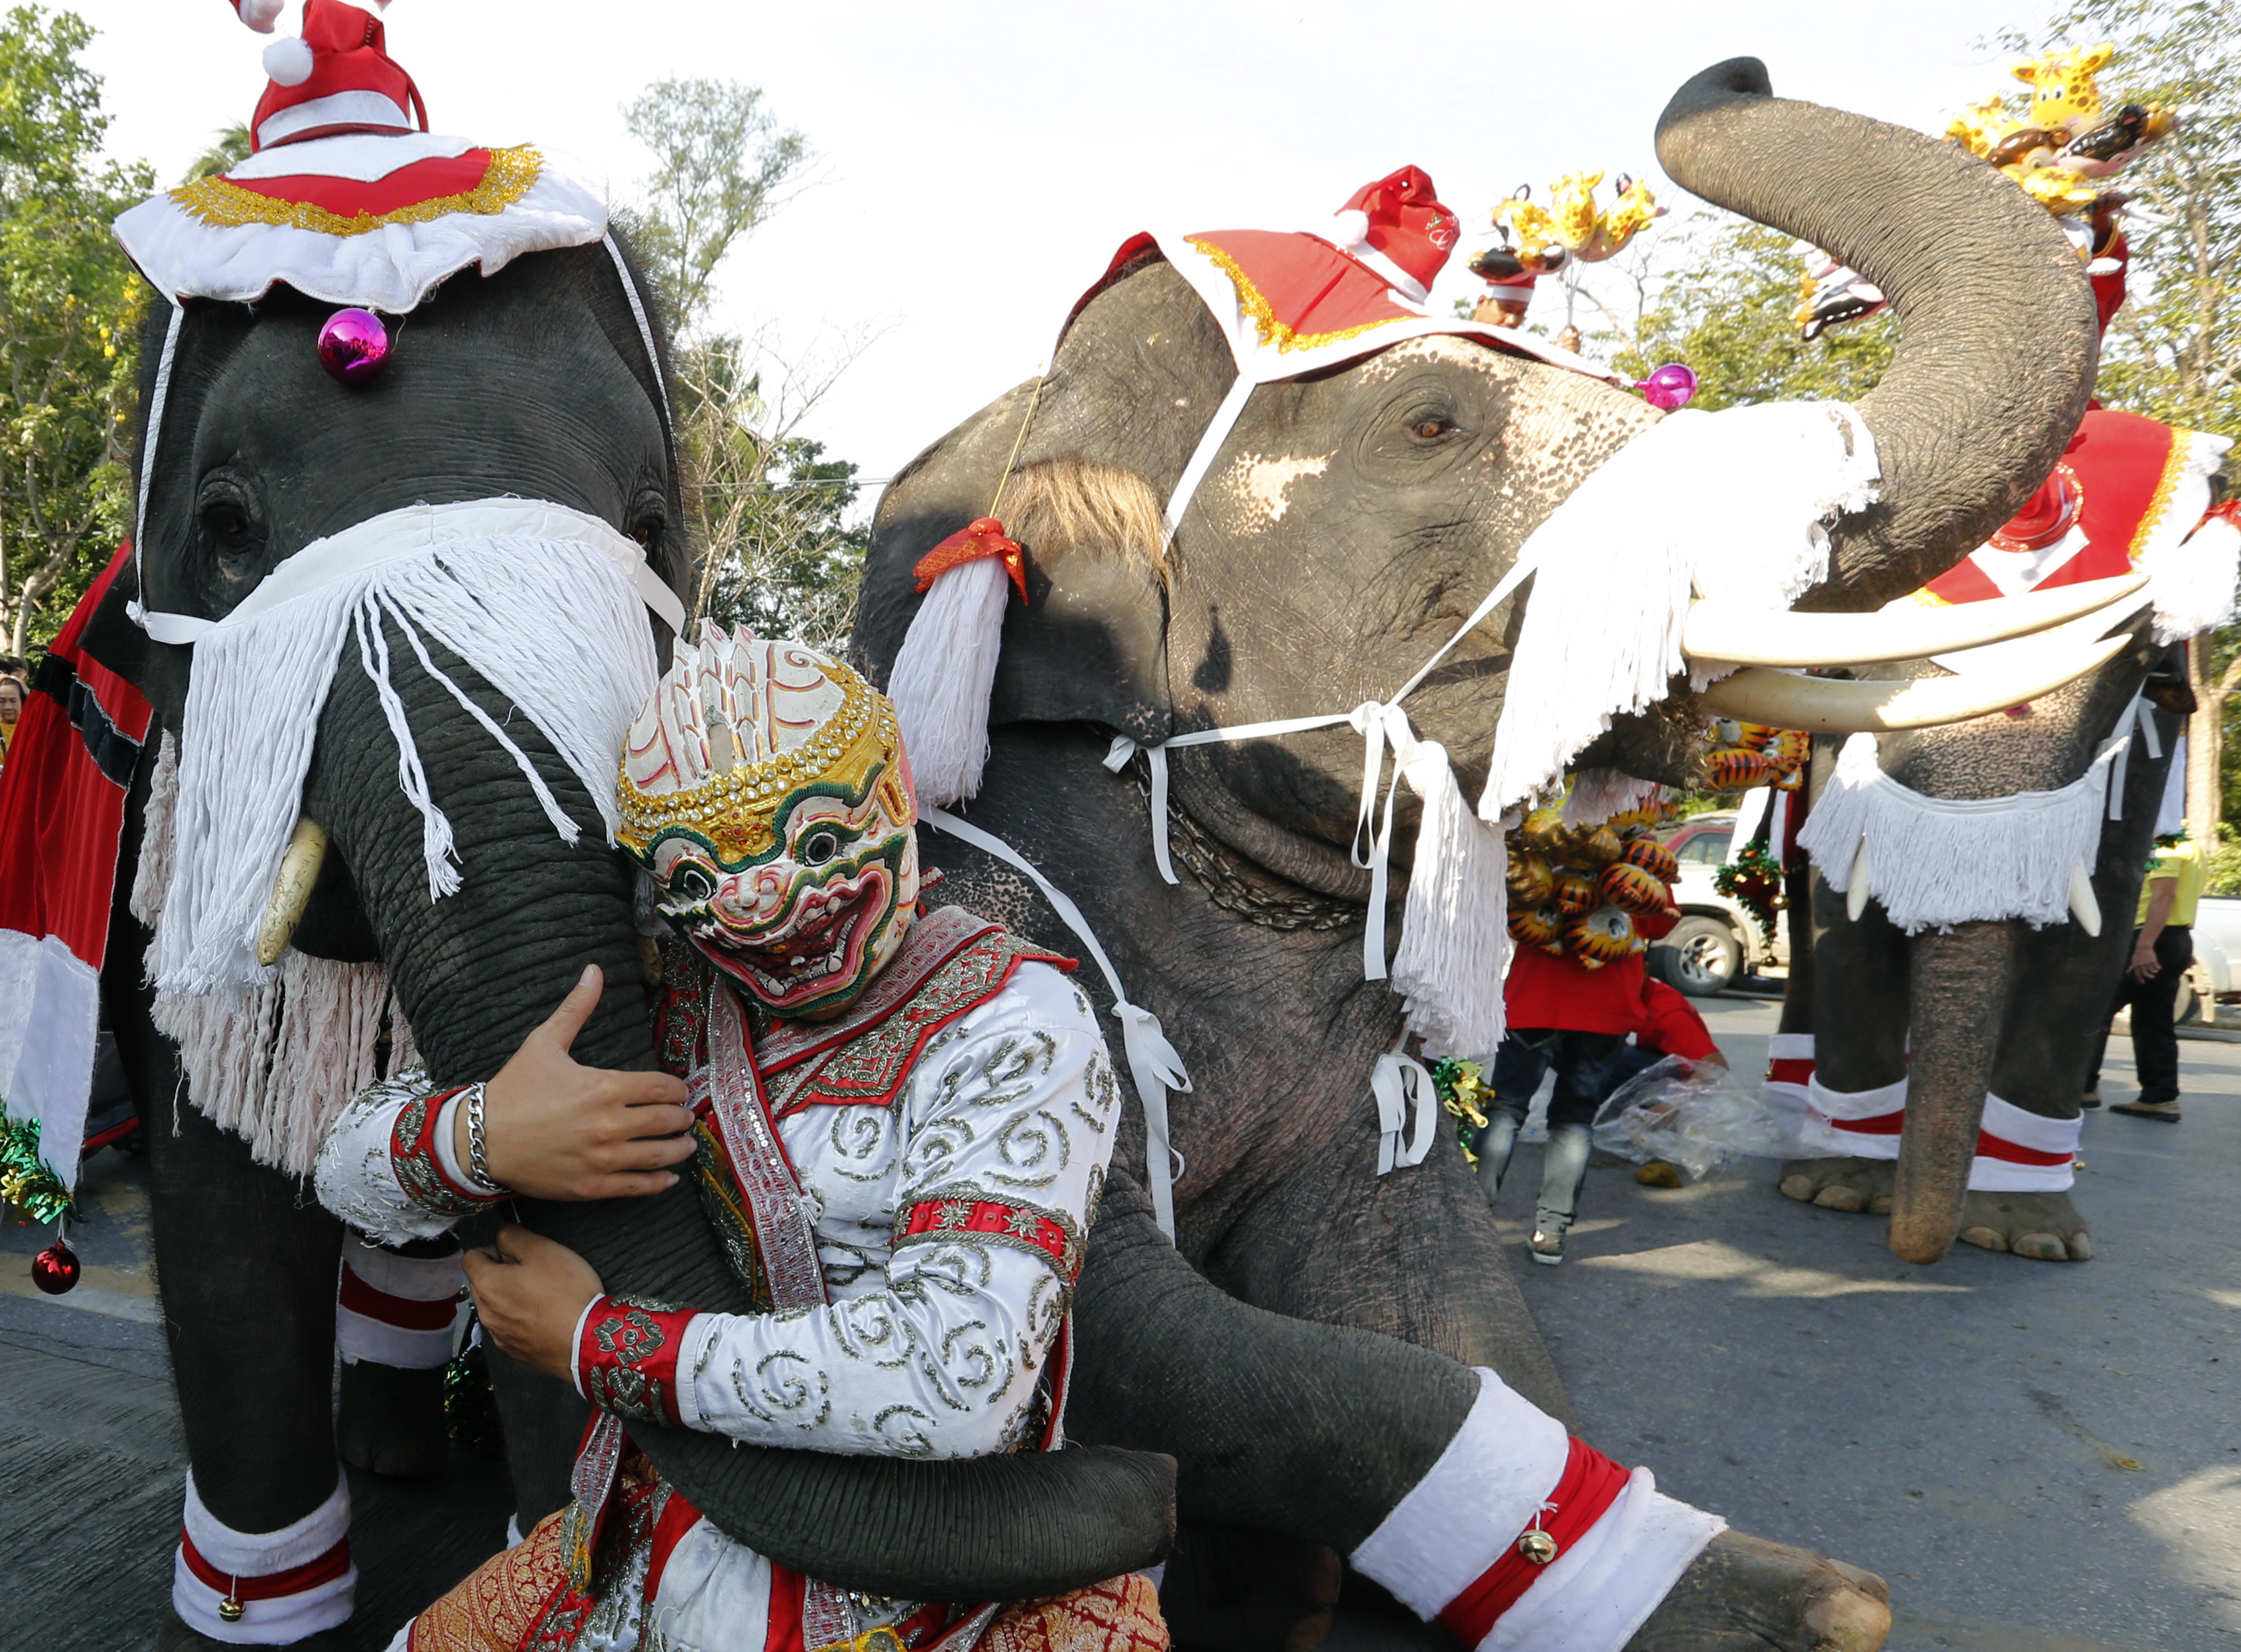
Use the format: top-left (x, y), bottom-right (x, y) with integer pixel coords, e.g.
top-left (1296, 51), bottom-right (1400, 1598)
top-left (601, 232), bottom-right (671, 429)
top-left (132, 300), bottom-right (186, 564)
top-left (924, 806), bottom-right (1191, 1240)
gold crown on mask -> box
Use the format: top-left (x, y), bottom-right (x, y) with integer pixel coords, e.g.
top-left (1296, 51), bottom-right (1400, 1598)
top-left (616, 625), bottom-right (903, 867)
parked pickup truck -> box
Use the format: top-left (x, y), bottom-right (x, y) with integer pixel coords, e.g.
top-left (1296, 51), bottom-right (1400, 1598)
top-left (1646, 808), bottom-right (1790, 997)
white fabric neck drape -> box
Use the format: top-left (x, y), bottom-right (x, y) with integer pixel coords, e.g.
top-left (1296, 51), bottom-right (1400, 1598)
top-left (154, 498), bottom-right (675, 997)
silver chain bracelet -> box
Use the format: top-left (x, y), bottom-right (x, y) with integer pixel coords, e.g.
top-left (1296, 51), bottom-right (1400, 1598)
top-left (463, 1081), bottom-right (496, 1191)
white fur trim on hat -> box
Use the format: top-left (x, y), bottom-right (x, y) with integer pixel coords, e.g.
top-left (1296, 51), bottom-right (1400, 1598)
top-left (262, 36), bottom-right (315, 87)
top-left (112, 131), bottom-right (608, 312)
top-left (236, 0), bottom-right (284, 31)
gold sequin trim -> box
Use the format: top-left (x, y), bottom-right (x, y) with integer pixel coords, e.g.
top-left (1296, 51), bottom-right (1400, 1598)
top-left (1184, 235), bottom-right (1410, 355)
top-left (168, 144), bottom-right (543, 237)
top-left (2130, 431), bottom-right (2196, 561)
top-left (617, 658), bottom-right (902, 866)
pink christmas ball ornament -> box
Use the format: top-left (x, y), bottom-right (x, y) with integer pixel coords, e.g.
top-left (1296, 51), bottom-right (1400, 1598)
top-left (1635, 362), bottom-right (1697, 410)
top-left (317, 307), bottom-right (392, 386)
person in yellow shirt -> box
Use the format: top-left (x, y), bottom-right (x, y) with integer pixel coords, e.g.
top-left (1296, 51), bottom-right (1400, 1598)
top-left (2085, 828), bottom-right (2207, 1121)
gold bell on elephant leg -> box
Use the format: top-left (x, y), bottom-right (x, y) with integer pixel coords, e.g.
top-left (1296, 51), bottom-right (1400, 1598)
top-left (218, 1594), bottom-right (247, 1624)
top-left (1517, 1527), bottom-right (1560, 1565)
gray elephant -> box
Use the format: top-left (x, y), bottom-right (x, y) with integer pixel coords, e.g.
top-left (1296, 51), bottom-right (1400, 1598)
top-left (856, 56), bottom-right (2107, 1649)
top-left (1766, 404), bottom-right (2230, 1264)
top-left (85, 52), bottom-right (2085, 1652)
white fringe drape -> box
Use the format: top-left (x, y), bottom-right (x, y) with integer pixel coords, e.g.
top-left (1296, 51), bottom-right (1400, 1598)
top-left (1479, 402), bottom-right (1878, 821)
top-left (1797, 732), bottom-right (2120, 934)
top-left (158, 504), bottom-right (660, 997)
top-left (136, 745), bottom-right (420, 1174)
top-left (1383, 720), bottom-right (1509, 1058)
top-left (888, 554), bottom-right (1011, 809)
top-left (1562, 767), bottom-right (1660, 826)
top-left (2144, 508), bottom-right (2240, 645)
top-left (152, 956), bottom-right (419, 1176)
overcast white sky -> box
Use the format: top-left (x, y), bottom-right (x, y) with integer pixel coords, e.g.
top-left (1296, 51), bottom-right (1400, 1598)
top-left (86, 1), bottom-right (2037, 487)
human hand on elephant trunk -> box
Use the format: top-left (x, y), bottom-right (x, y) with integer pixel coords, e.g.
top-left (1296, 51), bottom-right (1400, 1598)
top-left (464, 1225), bottom-right (605, 1385)
top-left (466, 964), bottom-right (697, 1200)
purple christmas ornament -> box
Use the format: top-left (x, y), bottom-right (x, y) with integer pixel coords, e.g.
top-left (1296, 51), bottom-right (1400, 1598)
top-left (317, 307), bottom-right (390, 386)
top-left (1635, 362), bottom-right (1697, 410)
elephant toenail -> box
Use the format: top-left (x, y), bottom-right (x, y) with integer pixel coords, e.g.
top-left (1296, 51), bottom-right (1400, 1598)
top-left (1813, 1186), bottom-right (1865, 1212)
top-left (1959, 1225), bottom-right (2008, 1252)
top-left (1780, 1176), bottom-right (1817, 1203)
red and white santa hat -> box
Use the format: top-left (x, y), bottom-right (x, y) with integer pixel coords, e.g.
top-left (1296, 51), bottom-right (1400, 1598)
top-left (115, 2), bottom-right (614, 315)
top-left (233, 0), bottom-right (426, 152)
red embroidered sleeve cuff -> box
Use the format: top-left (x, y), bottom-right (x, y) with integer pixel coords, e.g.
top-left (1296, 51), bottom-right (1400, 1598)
top-left (388, 1086), bottom-right (507, 1221)
top-left (575, 1295), bottom-right (698, 1428)
top-left (894, 1191), bottom-right (1085, 1286)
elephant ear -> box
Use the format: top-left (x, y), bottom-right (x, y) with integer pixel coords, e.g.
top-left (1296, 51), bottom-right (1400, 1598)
top-left (860, 383), bottom-right (1173, 745)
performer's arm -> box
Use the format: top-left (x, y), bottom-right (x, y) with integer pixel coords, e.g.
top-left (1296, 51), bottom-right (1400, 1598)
top-left (485, 963), bottom-right (1119, 1458)
top-left (312, 965), bottom-right (695, 1242)
top-left (2134, 875), bottom-right (2179, 980)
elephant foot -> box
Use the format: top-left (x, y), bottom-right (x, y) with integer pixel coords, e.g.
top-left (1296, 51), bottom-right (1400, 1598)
top-left (1776, 1157), bottom-right (1894, 1215)
top-left (154, 1614), bottom-right (356, 1649)
top-left (337, 1358), bottom-right (450, 1477)
top-left (1625, 1529), bottom-right (1890, 1651)
top-left (1956, 1188), bottom-right (2093, 1262)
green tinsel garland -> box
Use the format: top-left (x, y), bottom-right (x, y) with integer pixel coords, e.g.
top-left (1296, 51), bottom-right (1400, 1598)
top-left (0, 1112), bottom-right (78, 1225)
top-left (443, 1314), bottom-right (506, 1457)
top-left (1430, 1058), bottom-right (1489, 1164)
top-left (1713, 843), bottom-right (1785, 946)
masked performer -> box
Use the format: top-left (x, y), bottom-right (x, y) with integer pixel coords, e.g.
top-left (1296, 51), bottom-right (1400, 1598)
top-left (314, 628), bottom-right (1160, 1652)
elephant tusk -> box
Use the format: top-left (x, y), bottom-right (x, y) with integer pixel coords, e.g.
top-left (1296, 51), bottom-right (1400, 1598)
top-left (256, 817), bottom-right (330, 967)
top-left (2068, 859), bottom-right (2102, 936)
top-left (1847, 840), bottom-right (1872, 922)
top-left (1682, 572), bottom-right (2148, 668)
top-left (1697, 632), bottom-right (2132, 733)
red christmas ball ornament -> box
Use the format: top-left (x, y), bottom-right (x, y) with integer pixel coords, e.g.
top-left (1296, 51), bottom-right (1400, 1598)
top-left (317, 307), bottom-right (391, 386)
top-left (32, 1240), bottom-right (80, 1295)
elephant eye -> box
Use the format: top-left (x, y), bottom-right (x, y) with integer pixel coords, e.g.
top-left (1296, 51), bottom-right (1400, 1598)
top-left (671, 865), bottom-right (715, 902)
top-left (799, 828), bottom-right (842, 866)
top-left (1408, 416), bottom-right (1460, 441)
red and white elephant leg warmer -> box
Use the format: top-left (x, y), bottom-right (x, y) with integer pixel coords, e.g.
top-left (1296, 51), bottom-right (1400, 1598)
top-left (1790, 1036), bottom-right (2083, 1191)
top-left (1350, 1368), bottom-right (1724, 1652)
top-left (175, 1470), bottom-right (355, 1643)
top-left (336, 1240), bottom-right (465, 1369)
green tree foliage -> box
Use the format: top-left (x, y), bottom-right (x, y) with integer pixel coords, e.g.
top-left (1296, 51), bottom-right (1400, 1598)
top-left (677, 337), bottom-right (864, 649)
top-left (618, 76), bottom-right (863, 643)
top-left (620, 78), bottom-right (807, 338)
top-left (1612, 222), bottom-right (1896, 411)
top-left (181, 122), bottom-right (252, 184)
top-left (0, 5), bottom-right (151, 653)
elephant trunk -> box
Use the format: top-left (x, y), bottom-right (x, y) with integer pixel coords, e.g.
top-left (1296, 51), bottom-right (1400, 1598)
top-left (1655, 59), bottom-right (2097, 612)
top-left (302, 621), bottom-right (1175, 1594)
top-left (1888, 920), bottom-right (2019, 1263)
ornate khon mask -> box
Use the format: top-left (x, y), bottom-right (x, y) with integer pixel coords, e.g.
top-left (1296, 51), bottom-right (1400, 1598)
top-left (617, 625), bottom-right (920, 1017)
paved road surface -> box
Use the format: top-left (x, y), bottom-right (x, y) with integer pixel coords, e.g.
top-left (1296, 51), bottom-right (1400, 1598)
top-left (4, 995), bottom-right (2234, 1649)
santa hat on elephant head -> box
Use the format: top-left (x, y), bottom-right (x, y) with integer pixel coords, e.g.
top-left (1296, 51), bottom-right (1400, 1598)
top-left (229, 0), bottom-right (426, 152)
top-left (1325, 165), bottom-right (1462, 303)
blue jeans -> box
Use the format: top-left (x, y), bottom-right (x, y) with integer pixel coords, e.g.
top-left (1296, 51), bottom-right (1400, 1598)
top-left (1475, 1028), bottom-right (1624, 1235)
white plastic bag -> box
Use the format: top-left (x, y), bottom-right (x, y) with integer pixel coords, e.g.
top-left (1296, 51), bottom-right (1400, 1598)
top-left (1591, 1056), bottom-right (1811, 1180)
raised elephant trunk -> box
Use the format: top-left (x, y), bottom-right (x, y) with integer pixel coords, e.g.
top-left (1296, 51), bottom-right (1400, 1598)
top-left (1661, 60), bottom-right (2097, 1256)
top-left (1655, 58), bottom-right (2098, 612)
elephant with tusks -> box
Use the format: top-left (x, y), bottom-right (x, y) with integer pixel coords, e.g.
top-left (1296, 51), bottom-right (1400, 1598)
top-left (89, 54), bottom-right (2110, 1652)
top-left (1768, 404), bottom-right (2234, 1265)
